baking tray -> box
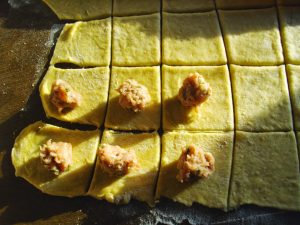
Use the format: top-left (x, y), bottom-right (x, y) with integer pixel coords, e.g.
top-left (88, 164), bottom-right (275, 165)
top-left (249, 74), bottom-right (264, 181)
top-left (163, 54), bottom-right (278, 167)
top-left (1, 1), bottom-right (300, 224)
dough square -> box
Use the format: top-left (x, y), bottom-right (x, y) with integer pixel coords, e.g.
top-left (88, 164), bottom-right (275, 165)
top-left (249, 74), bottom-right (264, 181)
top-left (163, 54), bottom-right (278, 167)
top-left (229, 131), bottom-right (300, 211)
top-left (231, 65), bottom-right (293, 131)
top-left (12, 121), bottom-right (100, 197)
top-left (113, 0), bottom-right (160, 16)
top-left (112, 13), bottom-right (161, 66)
top-left (278, 7), bottom-right (300, 64)
top-left (88, 130), bottom-right (160, 206)
top-left (277, 0), bottom-right (300, 5)
top-left (155, 131), bottom-right (234, 210)
top-left (39, 66), bottom-right (110, 127)
top-left (105, 67), bottom-right (161, 131)
top-left (219, 8), bottom-right (283, 66)
top-left (42, 0), bottom-right (112, 20)
top-left (215, 0), bottom-right (275, 9)
top-left (50, 19), bottom-right (111, 67)
top-left (162, 11), bottom-right (227, 66)
top-left (286, 65), bottom-right (300, 130)
top-left (163, 0), bottom-right (215, 13)
top-left (162, 65), bottom-right (234, 131)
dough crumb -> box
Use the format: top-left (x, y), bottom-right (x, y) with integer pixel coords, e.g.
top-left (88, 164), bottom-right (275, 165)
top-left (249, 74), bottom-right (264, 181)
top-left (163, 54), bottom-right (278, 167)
top-left (98, 144), bottom-right (138, 176)
top-left (40, 139), bottom-right (73, 175)
top-left (117, 79), bottom-right (151, 112)
top-left (176, 144), bottom-right (215, 183)
top-left (178, 73), bottom-right (212, 107)
top-left (50, 79), bottom-right (82, 113)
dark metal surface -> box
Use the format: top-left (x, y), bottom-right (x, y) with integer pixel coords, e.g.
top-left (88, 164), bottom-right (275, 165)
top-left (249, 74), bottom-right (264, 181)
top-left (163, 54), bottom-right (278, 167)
top-left (1, 1), bottom-right (300, 224)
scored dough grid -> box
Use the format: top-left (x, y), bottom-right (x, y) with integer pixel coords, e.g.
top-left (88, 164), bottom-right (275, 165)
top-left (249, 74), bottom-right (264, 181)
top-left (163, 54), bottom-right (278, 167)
top-left (36, 0), bottom-right (300, 210)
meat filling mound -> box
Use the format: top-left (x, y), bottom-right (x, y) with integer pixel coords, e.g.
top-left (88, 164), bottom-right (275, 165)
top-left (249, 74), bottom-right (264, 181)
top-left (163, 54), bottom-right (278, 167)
top-left (178, 73), bottom-right (212, 107)
top-left (40, 139), bottom-right (73, 175)
top-left (176, 144), bottom-right (215, 183)
top-left (98, 144), bottom-right (138, 176)
top-left (50, 79), bottom-right (82, 113)
top-left (117, 79), bottom-right (151, 112)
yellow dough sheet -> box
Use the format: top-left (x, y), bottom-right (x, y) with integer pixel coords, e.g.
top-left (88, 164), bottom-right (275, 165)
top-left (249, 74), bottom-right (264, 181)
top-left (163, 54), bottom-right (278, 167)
top-left (215, 0), bottom-right (275, 9)
top-left (156, 131), bottom-right (234, 210)
top-left (162, 0), bottom-right (215, 13)
top-left (278, 7), bottom-right (300, 64)
top-left (229, 131), bottom-right (300, 211)
top-left (112, 13), bottom-right (161, 66)
top-left (162, 65), bottom-right (234, 131)
top-left (297, 132), bottom-right (300, 158)
top-left (286, 64), bottom-right (300, 130)
top-left (51, 19), bottom-right (111, 67)
top-left (105, 66), bottom-right (161, 131)
top-left (162, 11), bottom-right (227, 66)
top-left (219, 8), bottom-right (283, 66)
top-left (277, 0), bottom-right (300, 6)
top-left (231, 65), bottom-right (293, 132)
top-left (88, 130), bottom-right (160, 206)
top-left (42, 0), bottom-right (112, 20)
top-left (114, 0), bottom-right (160, 16)
top-left (40, 66), bottom-right (110, 127)
top-left (11, 121), bottom-right (100, 197)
